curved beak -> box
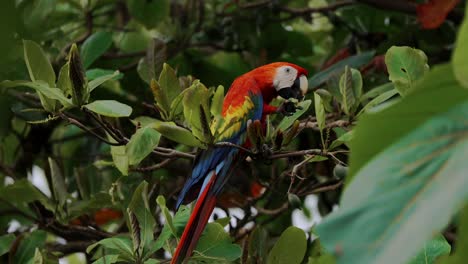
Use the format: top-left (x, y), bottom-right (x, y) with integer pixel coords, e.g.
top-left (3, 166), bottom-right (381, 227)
top-left (277, 74), bottom-right (308, 100)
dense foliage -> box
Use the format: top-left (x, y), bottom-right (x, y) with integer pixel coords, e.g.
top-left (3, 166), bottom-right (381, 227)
top-left (0, 0), bottom-right (467, 263)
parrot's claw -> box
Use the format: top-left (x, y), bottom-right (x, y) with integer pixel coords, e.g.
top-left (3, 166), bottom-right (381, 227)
top-left (277, 101), bottom-right (302, 116)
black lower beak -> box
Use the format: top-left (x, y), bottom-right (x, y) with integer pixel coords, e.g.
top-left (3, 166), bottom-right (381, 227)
top-left (277, 77), bottom-right (304, 100)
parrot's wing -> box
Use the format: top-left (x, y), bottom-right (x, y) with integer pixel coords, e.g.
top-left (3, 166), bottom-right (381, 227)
top-left (171, 78), bottom-right (264, 263)
top-left (175, 77), bottom-right (263, 209)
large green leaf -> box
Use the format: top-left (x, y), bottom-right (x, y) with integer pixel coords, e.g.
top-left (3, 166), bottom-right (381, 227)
top-left (87, 236), bottom-right (134, 261)
top-left (452, 5), bottom-right (468, 89)
top-left (81, 31), bottom-right (113, 69)
top-left (348, 64), bottom-right (468, 180)
top-left (158, 63), bottom-right (181, 107)
top-left (267, 226), bottom-right (307, 264)
top-left (110, 144), bottom-right (128, 176)
top-left (0, 234), bottom-right (15, 256)
top-left (192, 222), bottom-right (242, 262)
top-left (151, 121), bottom-right (205, 148)
top-left (408, 235), bottom-right (450, 264)
top-left (48, 157), bottom-right (67, 209)
top-left (150, 199), bottom-right (190, 259)
top-left (1, 80), bottom-right (72, 108)
top-left (88, 70), bottom-right (120, 92)
top-left (385, 46), bottom-right (429, 96)
top-left (339, 67), bottom-right (362, 115)
top-left (83, 100), bottom-right (132, 117)
top-left (126, 127), bottom-right (161, 165)
top-left (92, 255), bottom-right (119, 264)
top-left (308, 51), bottom-right (374, 89)
top-left (128, 181), bottom-right (155, 254)
top-left (183, 81), bottom-right (212, 143)
top-left (23, 40), bottom-right (55, 87)
top-left (316, 100), bottom-right (468, 264)
top-left (13, 230), bottom-right (47, 264)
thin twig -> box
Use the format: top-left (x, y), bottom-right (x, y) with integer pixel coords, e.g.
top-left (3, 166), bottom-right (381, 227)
top-left (132, 158), bottom-right (174, 172)
top-left (255, 202), bottom-right (289, 215)
top-left (59, 112), bottom-right (122, 146)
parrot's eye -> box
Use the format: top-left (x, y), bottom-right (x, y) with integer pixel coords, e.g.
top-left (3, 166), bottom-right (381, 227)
top-left (285, 67), bottom-right (291, 73)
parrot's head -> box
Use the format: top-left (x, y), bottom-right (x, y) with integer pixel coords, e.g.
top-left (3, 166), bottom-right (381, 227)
top-left (251, 62), bottom-right (309, 102)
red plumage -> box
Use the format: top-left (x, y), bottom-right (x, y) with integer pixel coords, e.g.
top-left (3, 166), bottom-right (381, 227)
top-left (171, 62), bottom-right (308, 264)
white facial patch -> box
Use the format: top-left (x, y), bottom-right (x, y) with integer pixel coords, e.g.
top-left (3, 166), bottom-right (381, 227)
top-left (299, 75), bottom-right (308, 95)
top-left (273, 66), bottom-right (298, 91)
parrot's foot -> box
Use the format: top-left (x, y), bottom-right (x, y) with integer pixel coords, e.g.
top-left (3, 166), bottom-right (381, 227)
top-left (277, 101), bottom-right (303, 116)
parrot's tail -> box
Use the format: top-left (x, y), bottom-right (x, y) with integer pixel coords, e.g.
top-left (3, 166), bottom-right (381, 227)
top-left (170, 171), bottom-right (218, 264)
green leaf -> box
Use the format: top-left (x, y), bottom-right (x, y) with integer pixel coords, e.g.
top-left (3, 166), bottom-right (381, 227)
top-left (127, 0), bottom-right (170, 28)
top-left (151, 121), bottom-right (205, 148)
top-left (316, 100), bottom-right (468, 264)
top-left (329, 130), bottom-right (354, 150)
top-left (358, 89), bottom-right (399, 115)
top-left (339, 67), bottom-right (362, 115)
top-left (193, 222), bottom-right (242, 262)
top-left (81, 31), bottom-right (113, 69)
top-left (128, 181), bottom-right (155, 253)
top-left (13, 230), bottom-right (47, 264)
top-left (453, 6), bottom-right (468, 89)
top-left (267, 226), bottom-right (307, 264)
top-left (211, 85), bottom-right (224, 117)
top-left (110, 144), bottom-right (128, 176)
top-left (308, 51), bottom-right (374, 89)
top-left (69, 43), bottom-right (88, 106)
top-left (92, 255), bottom-right (119, 264)
top-left (158, 63), bottom-right (181, 106)
top-left (84, 100), bottom-right (132, 117)
top-left (360, 83), bottom-right (394, 101)
top-left (348, 64), bottom-right (468, 182)
top-left (183, 81), bottom-right (213, 143)
top-left (57, 63), bottom-right (72, 97)
top-left (137, 38), bottom-right (166, 84)
top-left (131, 116), bottom-right (162, 128)
top-left (385, 46), bottom-right (429, 96)
top-left (126, 127), bottom-right (161, 165)
top-left (409, 235), bottom-right (450, 264)
top-left (23, 40), bottom-right (55, 87)
top-left (156, 196), bottom-right (177, 237)
top-left (1, 80), bottom-right (72, 108)
top-left (149, 204), bottom-right (190, 258)
top-left (277, 100), bottom-right (311, 131)
top-left (0, 179), bottom-right (54, 211)
top-left (150, 79), bottom-right (170, 118)
top-left (314, 93), bottom-right (326, 132)
top-left (88, 71), bottom-right (120, 92)
top-left (87, 236), bottom-right (134, 261)
top-left (169, 89), bottom-right (189, 120)
top-left (86, 68), bottom-right (123, 81)
top-left (0, 234), bottom-right (15, 256)
top-left (48, 157), bottom-right (67, 208)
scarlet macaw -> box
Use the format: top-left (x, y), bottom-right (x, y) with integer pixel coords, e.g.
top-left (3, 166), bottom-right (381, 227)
top-left (171, 62), bottom-right (309, 264)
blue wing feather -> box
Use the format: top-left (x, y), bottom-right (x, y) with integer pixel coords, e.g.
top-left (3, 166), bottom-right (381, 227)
top-left (175, 88), bottom-right (263, 209)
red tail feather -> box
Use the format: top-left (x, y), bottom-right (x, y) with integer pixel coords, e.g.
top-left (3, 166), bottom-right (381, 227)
top-left (171, 172), bottom-right (218, 264)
